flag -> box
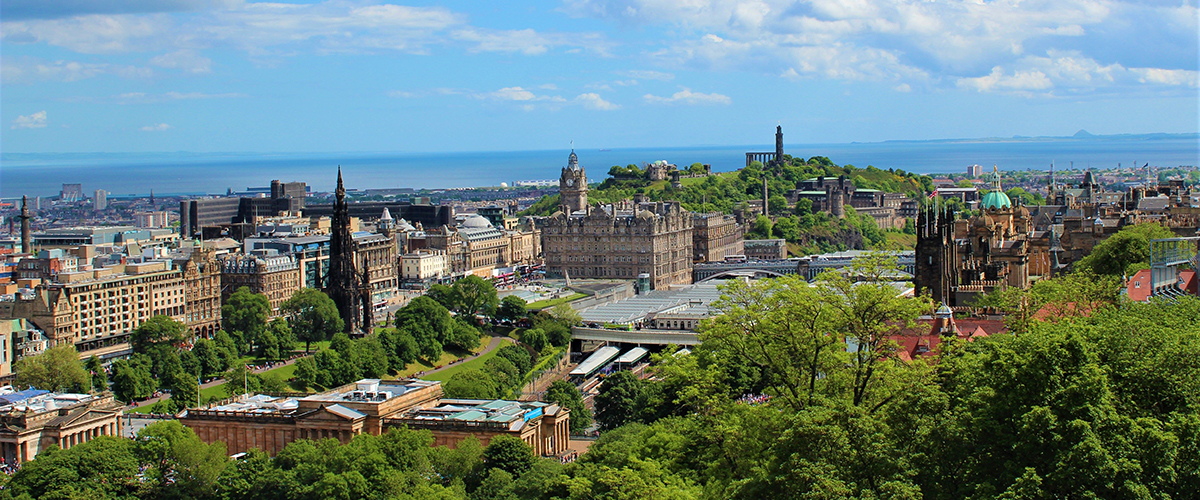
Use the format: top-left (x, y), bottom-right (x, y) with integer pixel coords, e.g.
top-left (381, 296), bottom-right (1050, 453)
top-left (927, 189), bottom-right (938, 200)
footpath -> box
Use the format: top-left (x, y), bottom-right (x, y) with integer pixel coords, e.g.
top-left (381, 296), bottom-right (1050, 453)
top-left (416, 335), bottom-right (511, 378)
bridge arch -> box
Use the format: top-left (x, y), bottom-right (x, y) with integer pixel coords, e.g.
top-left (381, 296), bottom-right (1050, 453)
top-left (697, 269), bottom-right (788, 282)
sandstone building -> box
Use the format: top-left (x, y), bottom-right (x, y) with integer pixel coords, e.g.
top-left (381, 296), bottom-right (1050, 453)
top-left (542, 152), bottom-right (694, 289)
top-left (0, 390), bottom-right (123, 463)
top-left (181, 379), bottom-right (570, 458)
top-left (220, 251), bottom-right (301, 317)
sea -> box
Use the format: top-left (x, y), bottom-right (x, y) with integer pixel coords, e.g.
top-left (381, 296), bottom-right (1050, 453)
top-left (2, 136), bottom-right (1197, 198)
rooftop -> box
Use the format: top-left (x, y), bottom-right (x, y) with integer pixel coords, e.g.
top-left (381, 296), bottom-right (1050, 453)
top-left (579, 282), bottom-right (724, 325)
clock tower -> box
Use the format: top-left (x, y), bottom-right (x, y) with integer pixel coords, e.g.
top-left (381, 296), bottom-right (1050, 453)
top-left (559, 149), bottom-right (588, 213)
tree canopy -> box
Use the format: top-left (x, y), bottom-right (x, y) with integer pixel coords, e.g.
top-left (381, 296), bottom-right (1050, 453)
top-left (281, 288), bottom-right (343, 353)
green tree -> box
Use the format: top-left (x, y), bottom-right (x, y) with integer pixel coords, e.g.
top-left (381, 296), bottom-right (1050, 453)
top-left (135, 420), bottom-right (228, 497)
top-left (519, 328), bottom-right (548, 352)
top-left (132, 314), bottom-right (188, 353)
top-left (497, 295), bottom-right (528, 322)
top-left (537, 318), bottom-right (572, 347)
top-left (281, 288), bottom-right (344, 353)
top-left (485, 355), bottom-right (521, 393)
top-left (377, 327), bottom-right (420, 372)
top-left (594, 370), bottom-right (645, 430)
top-left (394, 296), bottom-right (455, 360)
top-left (545, 380), bottom-right (592, 433)
top-left (496, 343), bottom-right (533, 375)
top-left (769, 195), bottom-right (789, 215)
top-left (193, 338), bottom-right (224, 378)
top-left (816, 253), bottom-right (930, 406)
top-left (111, 355), bottom-right (156, 402)
top-left (426, 283), bottom-right (461, 312)
top-left (167, 368), bottom-right (200, 411)
top-left (751, 215), bottom-right (773, 239)
top-left (794, 198), bottom-right (814, 216)
top-left (257, 318), bottom-right (295, 360)
top-left (14, 344), bottom-right (91, 393)
top-left (222, 287), bottom-right (271, 353)
top-left (85, 355), bottom-right (107, 392)
top-left (483, 435), bottom-right (535, 478)
top-left (450, 317), bottom-right (483, 351)
top-left (1075, 222), bottom-right (1177, 276)
top-left (453, 275), bottom-right (500, 317)
top-left (294, 356), bottom-right (320, 390)
top-left (548, 303), bottom-right (581, 326)
top-left (5, 436), bottom-right (141, 499)
top-left (443, 369), bottom-right (499, 399)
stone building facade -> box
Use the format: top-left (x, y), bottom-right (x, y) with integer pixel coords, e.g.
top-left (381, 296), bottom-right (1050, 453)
top-left (692, 212), bottom-right (744, 263)
top-left (0, 392), bottom-right (123, 463)
top-left (916, 168), bottom-right (1038, 306)
top-left (543, 201), bottom-right (694, 290)
top-left (543, 151), bottom-right (694, 289)
top-left (559, 150), bottom-right (588, 213)
top-left (175, 247), bottom-right (222, 337)
top-left (182, 379), bottom-right (570, 458)
top-left (0, 262), bottom-right (188, 354)
top-left (220, 252), bottom-right (301, 317)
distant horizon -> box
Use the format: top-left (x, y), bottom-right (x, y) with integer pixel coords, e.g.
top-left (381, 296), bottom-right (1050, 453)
top-left (3, 134), bottom-right (1196, 198)
top-left (3, 130), bottom-right (1196, 158)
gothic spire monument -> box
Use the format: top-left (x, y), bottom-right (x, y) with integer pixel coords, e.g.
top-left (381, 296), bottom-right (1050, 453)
top-left (559, 149), bottom-right (588, 213)
top-left (326, 167), bottom-right (361, 334)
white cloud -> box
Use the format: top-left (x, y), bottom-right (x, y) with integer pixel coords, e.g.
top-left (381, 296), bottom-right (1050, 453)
top-left (11, 111), bottom-right (47, 129)
top-left (150, 49), bottom-right (212, 73)
top-left (113, 91), bottom-right (246, 103)
top-left (538, 83), bottom-right (559, 90)
top-left (576, 93), bottom-right (620, 110)
top-left (1, 1), bottom-right (612, 60)
top-left (616, 69), bottom-right (673, 81)
top-left (1, 58), bottom-right (153, 83)
top-left (488, 87), bottom-right (537, 101)
top-left (957, 51), bottom-right (1199, 95)
top-left (564, 0), bottom-right (1197, 96)
top-left (478, 87), bottom-right (566, 103)
top-left (643, 88), bottom-right (731, 105)
top-left (140, 123), bottom-right (172, 131)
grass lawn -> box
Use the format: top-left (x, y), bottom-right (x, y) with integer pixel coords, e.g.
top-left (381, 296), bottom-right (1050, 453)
top-left (395, 341), bottom-right (488, 378)
top-left (526, 293), bottom-right (587, 311)
top-left (422, 339), bottom-right (510, 382)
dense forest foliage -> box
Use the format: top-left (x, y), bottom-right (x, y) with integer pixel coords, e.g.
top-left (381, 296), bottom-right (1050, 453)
top-left (11, 256), bottom-right (1198, 499)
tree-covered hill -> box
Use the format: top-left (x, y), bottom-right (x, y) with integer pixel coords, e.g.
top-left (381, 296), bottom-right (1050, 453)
top-left (521, 156), bottom-right (935, 217)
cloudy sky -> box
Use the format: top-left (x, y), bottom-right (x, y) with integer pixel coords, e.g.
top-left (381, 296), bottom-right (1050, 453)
top-left (2, 0), bottom-right (1196, 153)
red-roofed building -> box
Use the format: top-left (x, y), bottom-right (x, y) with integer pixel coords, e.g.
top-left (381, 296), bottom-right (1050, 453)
top-left (889, 304), bottom-right (1006, 362)
top-left (1126, 269), bottom-right (1153, 302)
top-left (1124, 268), bottom-right (1199, 302)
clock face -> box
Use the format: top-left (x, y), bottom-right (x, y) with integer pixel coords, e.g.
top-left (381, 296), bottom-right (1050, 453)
top-left (566, 179), bottom-right (574, 187)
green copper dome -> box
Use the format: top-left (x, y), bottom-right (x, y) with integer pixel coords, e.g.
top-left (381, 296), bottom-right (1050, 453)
top-left (981, 190), bottom-right (1012, 210)
top-left (980, 165), bottom-right (1011, 210)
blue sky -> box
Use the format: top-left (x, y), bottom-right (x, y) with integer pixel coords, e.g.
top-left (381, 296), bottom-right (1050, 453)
top-left (2, 0), bottom-right (1196, 153)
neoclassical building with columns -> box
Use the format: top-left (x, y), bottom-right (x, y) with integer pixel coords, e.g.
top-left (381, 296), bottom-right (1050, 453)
top-left (181, 378), bottom-right (571, 457)
top-left (0, 391), bottom-right (123, 463)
